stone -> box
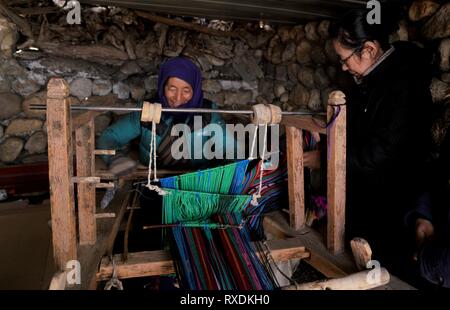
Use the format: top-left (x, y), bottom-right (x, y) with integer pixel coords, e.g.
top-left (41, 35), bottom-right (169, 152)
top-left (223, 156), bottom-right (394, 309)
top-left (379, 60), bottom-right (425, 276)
top-left (256, 96), bottom-right (269, 105)
top-left (0, 137), bottom-right (23, 162)
top-left (202, 80), bottom-right (222, 94)
top-left (23, 57), bottom-right (115, 80)
top-left (311, 44), bottom-right (327, 65)
top-left (287, 63), bottom-right (300, 82)
top-left (280, 92), bottom-right (289, 103)
top-left (314, 67), bottom-right (331, 89)
top-left (430, 78), bottom-right (449, 103)
top-left (289, 83), bottom-right (310, 108)
top-left (0, 17), bottom-right (18, 57)
top-left (129, 78), bottom-right (146, 100)
top-left (0, 58), bottom-right (27, 78)
top-left (223, 90), bottom-right (253, 107)
top-left (266, 35), bottom-right (283, 64)
top-left (95, 114), bottom-right (112, 135)
top-left (318, 20), bottom-right (330, 39)
top-left (307, 89), bottom-right (322, 111)
top-left (290, 25), bottom-right (305, 43)
top-left (259, 79), bottom-right (275, 103)
top-left (92, 80), bottom-right (112, 96)
top-left (204, 92), bottom-right (225, 106)
top-left (409, 0), bottom-right (440, 22)
top-left (422, 3), bottom-right (450, 40)
top-left (204, 54), bottom-right (225, 67)
top-left (0, 76), bottom-right (10, 92)
top-left (0, 125), bottom-right (3, 139)
top-left (164, 30), bottom-right (187, 57)
top-left (0, 92), bottom-right (21, 120)
top-left (282, 41), bottom-right (297, 62)
top-left (22, 91), bottom-right (46, 119)
top-left (232, 54), bottom-right (264, 81)
top-left (274, 83), bottom-right (286, 98)
top-left (24, 131), bottom-right (47, 154)
top-left (12, 78), bottom-right (41, 96)
top-left (113, 82), bottom-right (130, 100)
top-left (442, 72), bottom-right (450, 83)
top-left (119, 61), bottom-right (142, 76)
top-left (297, 66), bottom-right (315, 89)
top-left (275, 65), bottom-right (287, 81)
top-left (6, 118), bottom-right (43, 136)
top-left (439, 38), bottom-right (450, 72)
top-left (325, 39), bottom-right (339, 64)
top-left (144, 75), bottom-right (158, 96)
top-left (278, 26), bottom-right (292, 43)
top-left (240, 30), bottom-right (273, 49)
top-left (70, 78), bottom-right (93, 100)
top-left (296, 40), bottom-right (312, 64)
top-left (305, 22), bottom-right (320, 41)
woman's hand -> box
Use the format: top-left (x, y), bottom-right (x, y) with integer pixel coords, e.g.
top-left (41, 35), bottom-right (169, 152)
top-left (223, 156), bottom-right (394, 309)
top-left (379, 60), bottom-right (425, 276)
top-left (416, 218), bottom-right (435, 249)
top-left (303, 150), bottom-right (321, 170)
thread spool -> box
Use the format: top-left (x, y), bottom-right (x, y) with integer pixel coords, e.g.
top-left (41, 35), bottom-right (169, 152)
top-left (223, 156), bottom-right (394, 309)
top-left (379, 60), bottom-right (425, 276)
top-left (252, 104), bottom-right (283, 124)
top-left (141, 102), bottom-right (162, 124)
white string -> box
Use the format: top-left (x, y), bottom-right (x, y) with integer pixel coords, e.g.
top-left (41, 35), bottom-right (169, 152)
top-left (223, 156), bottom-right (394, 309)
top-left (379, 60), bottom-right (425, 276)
top-left (251, 123), bottom-right (268, 206)
top-left (146, 121), bottom-right (167, 195)
top-left (248, 124), bottom-right (258, 160)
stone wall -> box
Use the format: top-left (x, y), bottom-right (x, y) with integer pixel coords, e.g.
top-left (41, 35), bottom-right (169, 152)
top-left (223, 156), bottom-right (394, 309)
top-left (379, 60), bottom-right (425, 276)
top-left (0, 2), bottom-right (448, 166)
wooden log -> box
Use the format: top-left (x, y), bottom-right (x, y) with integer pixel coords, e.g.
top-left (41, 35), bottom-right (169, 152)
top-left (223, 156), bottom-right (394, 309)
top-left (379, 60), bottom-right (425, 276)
top-left (48, 271), bottom-right (67, 290)
top-left (94, 149), bottom-right (116, 156)
top-left (47, 78), bottom-right (77, 270)
top-left (72, 176), bottom-right (100, 184)
top-left (97, 237), bottom-right (310, 281)
top-left (135, 10), bottom-right (240, 39)
top-left (77, 182), bottom-right (131, 289)
top-left (326, 91), bottom-right (347, 254)
top-left (286, 126), bottom-right (305, 230)
top-left (0, 0), bottom-right (33, 38)
top-left (95, 182), bottom-right (115, 189)
top-left (76, 119), bottom-right (96, 246)
top-left (350, 237), bottom-right (372, 271)
top-left (282, 268), bottom-right (390, 290)
top-left (95, 213), bottom-right (116, 219)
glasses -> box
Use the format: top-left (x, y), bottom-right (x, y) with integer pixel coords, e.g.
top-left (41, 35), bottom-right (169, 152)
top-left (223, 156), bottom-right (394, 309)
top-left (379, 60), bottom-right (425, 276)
top-left (339, 47), bottom-right (361, 66)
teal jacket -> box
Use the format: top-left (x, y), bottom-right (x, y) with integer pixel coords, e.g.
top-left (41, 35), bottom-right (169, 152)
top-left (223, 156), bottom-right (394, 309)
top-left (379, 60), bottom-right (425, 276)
top-left (97, 101), bottom-right (236, 167)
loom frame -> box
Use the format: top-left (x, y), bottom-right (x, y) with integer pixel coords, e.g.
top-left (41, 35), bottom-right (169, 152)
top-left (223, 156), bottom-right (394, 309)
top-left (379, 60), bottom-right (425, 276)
top-left (45, 77), bottom-right (412, 290)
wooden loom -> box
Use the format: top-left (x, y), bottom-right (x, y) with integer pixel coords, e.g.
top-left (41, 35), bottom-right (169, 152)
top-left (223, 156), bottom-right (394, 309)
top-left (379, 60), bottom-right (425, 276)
top-left (45, 77), bottom-right (411, 290)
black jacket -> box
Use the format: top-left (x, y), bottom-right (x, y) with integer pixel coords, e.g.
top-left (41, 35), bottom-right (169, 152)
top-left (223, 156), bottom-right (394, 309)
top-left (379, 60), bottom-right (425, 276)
top-left (345, 41), bottom-right (433, 238)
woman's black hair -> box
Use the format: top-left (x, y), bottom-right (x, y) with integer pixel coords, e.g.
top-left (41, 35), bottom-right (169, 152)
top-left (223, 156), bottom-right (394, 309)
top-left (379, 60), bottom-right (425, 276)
top-left (330, 6), bottom-right (401, 51)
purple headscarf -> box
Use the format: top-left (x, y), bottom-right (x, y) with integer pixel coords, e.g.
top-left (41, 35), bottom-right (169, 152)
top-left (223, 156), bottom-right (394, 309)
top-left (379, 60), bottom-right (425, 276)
top-left (157, 57), bottom-right (204, 109)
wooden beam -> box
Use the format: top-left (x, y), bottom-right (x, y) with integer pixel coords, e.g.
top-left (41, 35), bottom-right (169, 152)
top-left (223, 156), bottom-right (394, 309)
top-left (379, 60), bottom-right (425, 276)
top-left (135, 10), bottom-right (240, 39)
top-left (76, 119), bottom-right (96, 246)
top-left (76, 182), bottom-right (131, 289)
top-left (282, 268), bottom-right (390, 290)
top-left (286, 126), bottom-right (305, 230)
top-left (281, 115), bottom-right (326, 134)
top-left (326, 92), bottom-right (347, 255)
top-left (96, 237), bottom-right (310, 281)
top-left (47, 78), bottom-right (77, 270)
top-left (263, 212), bottom-right (352, 278)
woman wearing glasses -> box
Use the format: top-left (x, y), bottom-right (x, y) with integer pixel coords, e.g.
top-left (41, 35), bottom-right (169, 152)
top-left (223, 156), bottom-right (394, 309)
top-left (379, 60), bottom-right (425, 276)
top-left (305, 9), bottom-right (434, 280)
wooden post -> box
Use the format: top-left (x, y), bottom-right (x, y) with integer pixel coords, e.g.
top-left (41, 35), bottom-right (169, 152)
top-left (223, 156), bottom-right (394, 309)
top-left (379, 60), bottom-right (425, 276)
top-left (286, 126), bottom-right (305, 230)
top-left (47, 78), bottom-right (77, 270)
top-left (76, 118), bottom-right (96, 245)
top-left (326, 91), bottom-right (347, 254)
